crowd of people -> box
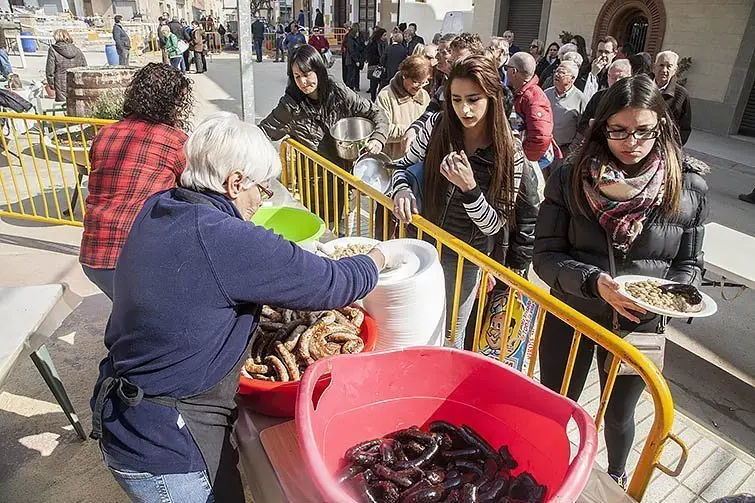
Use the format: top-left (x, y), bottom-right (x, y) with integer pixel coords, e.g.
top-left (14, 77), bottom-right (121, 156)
top-left (72, 19), bottom-right (755, 503)
top-left (154, 13), bottom-right (214, 73)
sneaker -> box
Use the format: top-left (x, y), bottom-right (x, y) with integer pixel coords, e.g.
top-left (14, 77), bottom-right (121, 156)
top-left (609, 471), bottom-right (628, 490)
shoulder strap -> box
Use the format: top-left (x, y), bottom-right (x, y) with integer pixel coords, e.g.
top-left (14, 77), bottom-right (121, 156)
top-left (606, 233), bottom-right (620, 333)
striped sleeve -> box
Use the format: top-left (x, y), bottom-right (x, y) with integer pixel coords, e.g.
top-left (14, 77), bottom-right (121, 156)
top-left (392, 112), bottom-right (441, 169)
top-left (461, 186), bottom-right (503, 236)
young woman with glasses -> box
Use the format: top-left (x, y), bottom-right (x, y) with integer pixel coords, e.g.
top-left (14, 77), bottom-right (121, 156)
top-left (533, 74), bottom-right (708, 489)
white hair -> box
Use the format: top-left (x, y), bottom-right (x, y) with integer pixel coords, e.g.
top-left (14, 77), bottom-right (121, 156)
top-left (558, 60), bottom-right (579, 78)
top-left (181, 112), bottom-right (281, 193)
top-left (608, 58), bottom-right (632, 74)
top-left (655, 50), bottom-right (679, 64)
top-left (561, 51), bottom-right (583, 69)
top-left (558, 43), bottom-right (577, 58)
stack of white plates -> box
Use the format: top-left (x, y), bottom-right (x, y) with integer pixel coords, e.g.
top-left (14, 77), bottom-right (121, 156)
top-left (363, 239), bottom-right (446, 351)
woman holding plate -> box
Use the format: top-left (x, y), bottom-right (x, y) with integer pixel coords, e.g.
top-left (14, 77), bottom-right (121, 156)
top-left (533, 74), bottom-right (708, 489)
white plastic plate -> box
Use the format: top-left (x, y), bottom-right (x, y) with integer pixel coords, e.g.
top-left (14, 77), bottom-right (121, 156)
top-left (614, 275), bottom-right (717, 318)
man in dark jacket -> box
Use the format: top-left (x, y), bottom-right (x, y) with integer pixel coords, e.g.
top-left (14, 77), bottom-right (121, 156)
top-left (314, 8), bottom-right (324, 28)
top-left (381, 32), bottom-right (408, 85)
top-left (113, 15), bottom-right (131, 65)
top-left (405, 23), bottom-right (424, 54)
top-left (654, 50), bottom-right (692, 145)
top-left (252, 17), bottom-right (265, 62)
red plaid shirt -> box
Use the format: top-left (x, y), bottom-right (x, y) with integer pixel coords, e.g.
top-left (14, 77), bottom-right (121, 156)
top-left (80, 118), bottom-right (188, 269)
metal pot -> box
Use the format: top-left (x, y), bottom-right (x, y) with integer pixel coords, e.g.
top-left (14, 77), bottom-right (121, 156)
top-left (330, 117), bottom-right (375, 160)
top-left (353, 152), bottom-right (392, 193)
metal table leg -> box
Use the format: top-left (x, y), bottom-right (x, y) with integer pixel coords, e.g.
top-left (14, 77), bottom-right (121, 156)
top-left (29, 344), bottom-right (87, 441)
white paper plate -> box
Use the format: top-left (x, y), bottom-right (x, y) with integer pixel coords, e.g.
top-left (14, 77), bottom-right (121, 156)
top-left (614, 275), bottom-right (717, 318)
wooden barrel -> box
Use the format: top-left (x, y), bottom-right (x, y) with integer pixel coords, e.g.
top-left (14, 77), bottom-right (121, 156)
top-left (66, 66), bottom-right (138, 118)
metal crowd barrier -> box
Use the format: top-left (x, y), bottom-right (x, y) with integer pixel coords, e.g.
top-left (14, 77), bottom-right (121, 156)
top-left (279, 139), bottom-right (688, 501)
top-left (0, 112), bottom-right (115, 226)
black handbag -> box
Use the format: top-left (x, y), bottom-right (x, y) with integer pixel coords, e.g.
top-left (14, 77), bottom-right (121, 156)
top-left (368, 65), bottom-right (385, 80)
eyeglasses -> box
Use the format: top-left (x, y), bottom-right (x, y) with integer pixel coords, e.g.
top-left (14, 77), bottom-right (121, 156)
top-left (529, 44), bottom-right (539, 48)
top-left (604, 127), bottom-right (661, 141)
top-left (257, 183), bottom-right (274, 200)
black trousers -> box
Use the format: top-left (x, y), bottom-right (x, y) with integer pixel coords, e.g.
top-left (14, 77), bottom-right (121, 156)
top-left (194, 50), bottom-right (206, 73)
top-left (538, 313), bottom-right (646, 475)
top-left (368, 76), bottom-right (381, 101)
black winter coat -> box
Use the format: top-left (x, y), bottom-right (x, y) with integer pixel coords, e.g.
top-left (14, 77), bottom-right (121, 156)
top-left (259, 79), bottom-right (389, 161)
top-left (661, 78), bottom-right (692, 146)
top-left (534, 160), bottom-right (708, 331)
top-left (344, 34), bottom-right (364, 67)
top-left (46, 42), bottom-right (88, 102)
top-left (381, 43), bottom-right (408, 82)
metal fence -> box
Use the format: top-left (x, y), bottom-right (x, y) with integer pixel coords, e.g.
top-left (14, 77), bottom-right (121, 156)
top-left (279, 139), bottom-right (689, 501)
top-left (0, 112), bottom-right (115, 227)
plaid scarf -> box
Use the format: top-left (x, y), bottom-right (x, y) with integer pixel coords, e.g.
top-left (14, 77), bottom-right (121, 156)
top-left (582, 150), bottom-right (665, 253)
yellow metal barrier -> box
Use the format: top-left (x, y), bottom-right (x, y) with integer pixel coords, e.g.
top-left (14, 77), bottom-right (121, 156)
top-left (0, 112), bottom-right (116, 227)
top-left (279, 139), bottom-right (688, 501)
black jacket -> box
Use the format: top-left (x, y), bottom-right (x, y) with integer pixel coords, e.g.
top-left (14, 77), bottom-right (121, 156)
top-left (661, 78), bottom-right (692, 145)
top-left (406, 35), bottom-right (425, 55)
top-left (365, 39), bottom-right (385, 66)
top-left (259, 79), bottom-right (389, 161)
top-left (344, 34), bottom-right (364, 67)
top-left (168, 20), bottom-right (190, 41)
top-left (46, 42), bottom-right (88, 101)
top-left (252, 19), bottom-right (265, 40)
top-left (112, 23), bottom-right (131, 50)
top-left (539, 58), bottom-right (559, 89)
top-left (534, 160), bottom-right (708, 330)
top-left (577, 88), bottom-right (606, 136)
top-left (314, 11), bottom-right (324, 27)
top-left (381, 43), bottom-right (408, 81)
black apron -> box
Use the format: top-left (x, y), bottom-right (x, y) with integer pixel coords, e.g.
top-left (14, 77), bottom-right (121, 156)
top-left (91, 189), bottom-right (256, 503)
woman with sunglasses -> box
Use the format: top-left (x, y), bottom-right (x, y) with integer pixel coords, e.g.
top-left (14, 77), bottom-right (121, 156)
top-left (90, 113), bottom-right (398, 503)
top-left (533, 75), bottom-right (708, 489)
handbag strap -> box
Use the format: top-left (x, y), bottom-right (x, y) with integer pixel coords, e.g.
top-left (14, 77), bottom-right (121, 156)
top-left (606, 233), bottom-right (621, 334)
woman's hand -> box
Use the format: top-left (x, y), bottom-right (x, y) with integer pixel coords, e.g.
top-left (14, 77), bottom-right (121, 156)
top-left (392, 189), bottom-right (418, 224)
top-left (596, 273), bottom-right (646, 323)
top-left (440, 151), bottom-right (477, 192)
top-left (402, 128), bottom-right (416, 154)
top-left (364, 138), bottom-right (383, 155)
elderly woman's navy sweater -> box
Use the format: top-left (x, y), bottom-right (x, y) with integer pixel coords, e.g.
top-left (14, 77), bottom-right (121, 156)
top-left (91, 189), bottom-right (378, 474)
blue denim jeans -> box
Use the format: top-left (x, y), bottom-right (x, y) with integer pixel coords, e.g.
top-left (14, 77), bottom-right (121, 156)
top-left (254, 38), bottom-right (263, 61)
top-left (103, 449), bottom-right (215, 503)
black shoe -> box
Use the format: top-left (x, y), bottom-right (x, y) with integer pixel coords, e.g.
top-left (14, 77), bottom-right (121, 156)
top-left (739, 191), bottom-right (755, 204)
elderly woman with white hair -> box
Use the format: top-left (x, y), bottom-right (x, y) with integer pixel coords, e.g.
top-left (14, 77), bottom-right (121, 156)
top-left (89, 112), bottom-right (394, 503)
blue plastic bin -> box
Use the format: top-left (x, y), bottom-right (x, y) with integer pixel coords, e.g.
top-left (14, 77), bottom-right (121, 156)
top-left (20, 32), bottom-right (36, 53)
top-left (105, 44), bottom-right (119, 65)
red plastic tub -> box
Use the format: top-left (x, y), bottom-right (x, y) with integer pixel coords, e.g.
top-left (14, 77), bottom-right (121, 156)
top-left (237, 309), bottom-right (377, 417)
top-left (296, 347), bottom-right (597, 502)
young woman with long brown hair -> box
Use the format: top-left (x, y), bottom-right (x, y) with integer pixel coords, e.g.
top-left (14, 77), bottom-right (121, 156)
top-left (534, 74), bottom-right (708, 488)
top-left (391, 54), bottom-right (540, 349)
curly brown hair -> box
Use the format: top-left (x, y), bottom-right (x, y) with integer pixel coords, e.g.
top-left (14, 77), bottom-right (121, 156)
top-left (122, 63), bottom-right (194, 130)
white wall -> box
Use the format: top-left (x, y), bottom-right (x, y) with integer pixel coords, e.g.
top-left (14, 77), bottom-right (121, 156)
top-left (380, 0), bottom-right (473, 38)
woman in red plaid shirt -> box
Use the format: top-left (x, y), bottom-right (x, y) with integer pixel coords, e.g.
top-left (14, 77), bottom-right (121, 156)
top-left (80, 63), bottom-right (194, 299)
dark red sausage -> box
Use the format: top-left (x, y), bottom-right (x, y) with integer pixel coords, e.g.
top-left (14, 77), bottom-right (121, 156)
top-left (395, 437), bottom-right (440, 469)
top-left (372, 480), bottom-right (401, 503)
top-left (336, 463), bottom-right (364, 483)
top-left (375, 464), bottom-right (415, 488)
top-left (400, 485), bottom-right (444, 503)
top-left (458, 425), bottom-right (498, 460)
top-left (380, 439), bottom-right (397, 466)
top-left (345, 438), bottom-right (382, 459)
top-left (440, 448), bottom-right (481, 461)
top-left (497, 445), bottom-right (519, 470)
top-left (458, 483), bottom-right (478, 503)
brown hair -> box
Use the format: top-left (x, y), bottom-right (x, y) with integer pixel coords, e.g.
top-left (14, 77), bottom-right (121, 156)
top-left (449, 32), bottom-right (484, 55)
top-left (399, 55), bottom-right (431, 82)
top-left (597, 35), bottom-right (618, 52)
top-left (570, 74), bottom-right (682, 215)
top-left (424, 54), bottom-right (516, 224)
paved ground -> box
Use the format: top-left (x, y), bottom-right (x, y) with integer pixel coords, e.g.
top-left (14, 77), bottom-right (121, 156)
top-left (0, 49), bottom-right (753, 502)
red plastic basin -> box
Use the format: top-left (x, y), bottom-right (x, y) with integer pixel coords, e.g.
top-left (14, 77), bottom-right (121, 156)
top-left (296, 347), bottom-right (597, 502)
top-left (237, 309), bottom-right (377, 417)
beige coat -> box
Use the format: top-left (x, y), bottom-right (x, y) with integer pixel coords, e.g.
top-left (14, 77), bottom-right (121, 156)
top-left (376, 74), bottom-right (430, 160)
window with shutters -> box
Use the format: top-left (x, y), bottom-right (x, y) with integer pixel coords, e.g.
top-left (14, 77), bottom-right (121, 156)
top-left (502, 0), bottom-right (543, 50)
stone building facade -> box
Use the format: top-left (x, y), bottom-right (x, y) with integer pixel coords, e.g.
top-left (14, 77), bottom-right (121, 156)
top-left (471, 0), bottom-right (755, 137)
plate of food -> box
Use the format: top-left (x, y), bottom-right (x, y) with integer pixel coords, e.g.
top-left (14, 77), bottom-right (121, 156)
top-left (319, 236), bottom-right (379, 259)
top-left (614, 275), bottom-right (717, 318)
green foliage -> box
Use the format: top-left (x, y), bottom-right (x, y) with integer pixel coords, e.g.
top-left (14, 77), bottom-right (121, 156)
top-left (677, 56), bottom-right (692, 87)
top-left (89, 91), bottom-right (125, 121)
top-left (559, 31), bottom-right (574, 45)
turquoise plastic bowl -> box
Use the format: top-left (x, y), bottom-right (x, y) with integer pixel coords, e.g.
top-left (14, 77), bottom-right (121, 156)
top-left (251, 206), bottom-right (326, 245)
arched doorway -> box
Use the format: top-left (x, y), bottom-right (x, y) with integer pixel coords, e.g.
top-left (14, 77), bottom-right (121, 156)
top-left (592, 0), bottom-right (666, 56)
